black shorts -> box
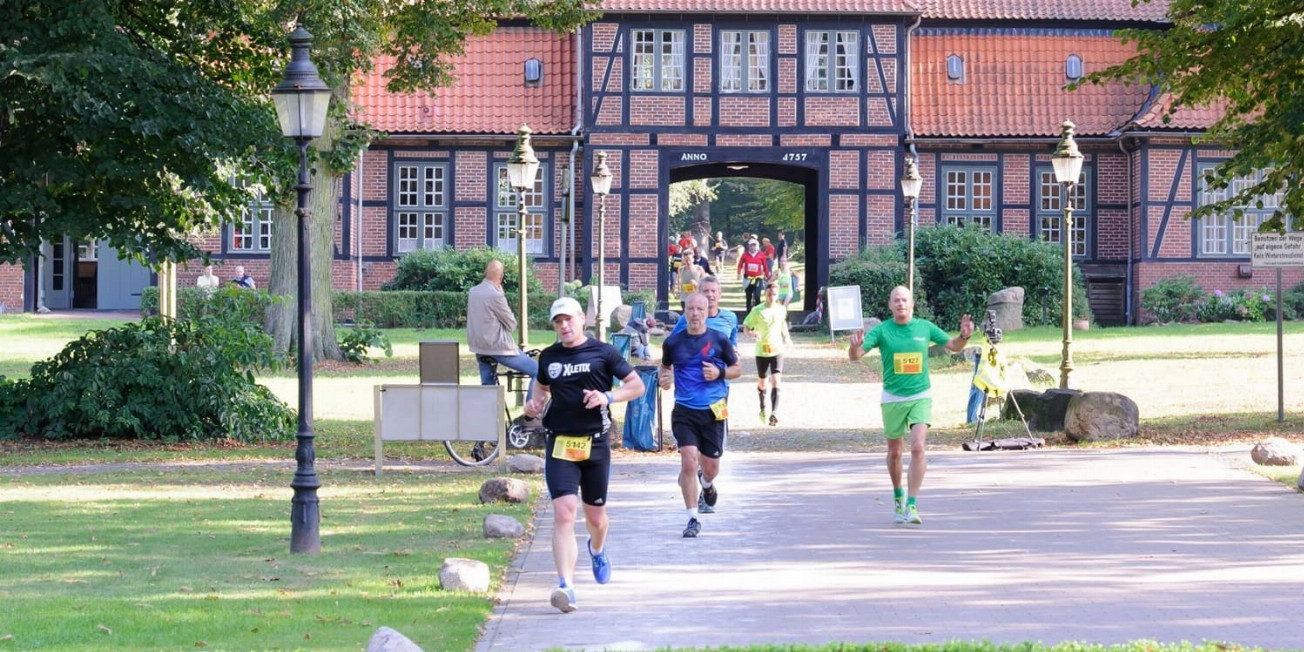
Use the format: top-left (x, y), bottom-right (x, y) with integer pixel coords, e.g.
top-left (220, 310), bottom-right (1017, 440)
top-left (544, 431), bottom-right (612, 506)
top-left (671, 404), bottom-right (726, 459)
top-left (756, 355), bottom-right (784, 378)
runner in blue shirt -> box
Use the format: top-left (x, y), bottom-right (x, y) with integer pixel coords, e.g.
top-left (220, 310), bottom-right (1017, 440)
top-left (669, 275), bottom-right (737, 346)
top-left (659, 292), bottom-right (740, 538)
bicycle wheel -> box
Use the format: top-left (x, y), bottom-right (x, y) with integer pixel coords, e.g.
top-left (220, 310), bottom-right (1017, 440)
top-left (506, 421), bottom-right (532, 449)
top-left (444, 439), bottom-right (500, 467)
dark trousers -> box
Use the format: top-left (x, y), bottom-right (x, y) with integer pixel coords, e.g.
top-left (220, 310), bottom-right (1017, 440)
top-left (744, 277), bottom-right (765, 314)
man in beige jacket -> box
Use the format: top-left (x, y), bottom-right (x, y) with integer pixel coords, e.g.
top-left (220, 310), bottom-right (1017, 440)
top-left (468, 260), bottom-right (538, 402)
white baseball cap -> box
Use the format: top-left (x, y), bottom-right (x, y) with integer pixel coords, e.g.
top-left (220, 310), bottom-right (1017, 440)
top-left (549, 296), bottom-right (585, 320)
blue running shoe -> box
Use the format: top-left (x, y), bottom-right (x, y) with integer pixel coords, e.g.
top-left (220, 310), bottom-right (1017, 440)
top-left (550, 585), bottom-right (577, 613)
top-left (588, 539), bottom-right (611, 584)
top-left (682, 517), bottom-right (701, 538)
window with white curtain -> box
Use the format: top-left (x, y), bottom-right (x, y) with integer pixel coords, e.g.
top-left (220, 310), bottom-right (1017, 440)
top-left (632, 29), bottom-right (684, 92)
top-left (392, 163), bottom-right (448, 253)
top-left (495, 164), bottom-right (548, 255)
top-left (721, 30), bottom-right (770, 92)
top-left (1036, 168), bottom-right (1090, 257)
top-left (804, 30), bottom-right (858, 92)
top-left (1198, 166), bottom-right (1284, 256)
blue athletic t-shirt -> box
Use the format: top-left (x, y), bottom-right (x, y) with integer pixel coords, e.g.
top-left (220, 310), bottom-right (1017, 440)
top-left (669, 308), bottom-right (738, 346)
top-left (660, 328), bottom-right (737, 409)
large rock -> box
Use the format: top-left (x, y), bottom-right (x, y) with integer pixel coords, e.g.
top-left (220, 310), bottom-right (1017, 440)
top-left (1064, 392), bottom-right (1140, 442)
top-left (1250, 437), bottom-right (1301, 466)
top-left (986, 287), bottom-right (1026, 333)
top-left (1004, 388), bottom-right (1081, 432)
top-left (366, 627), bottom-right (424, 652)
top-left (862, 317), bottom-right (882, 332)
top-left (483, 514), bottom-right (526, 539)
top-left (1298, 468), bottom-right (1304, 492)
top-left (507, 454), bottom-right (544, 474)
top-left (478, 477), bottom-right (531, 504)
top-left (438, 558), bottom-right (490, 593)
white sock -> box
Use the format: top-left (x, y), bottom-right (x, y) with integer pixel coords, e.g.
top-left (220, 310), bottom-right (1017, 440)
top-left (699, 476), bottom-right (713, 489)
top-left (686, 508), bottom-right (698, 520)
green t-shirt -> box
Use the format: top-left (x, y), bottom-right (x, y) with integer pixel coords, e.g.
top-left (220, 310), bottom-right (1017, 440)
top-left (861, 319), bottom-right (951, 397)
top-left (775, 273), bottom-right (793, 299)
top-left (743, 303), bottom-right (789, 357)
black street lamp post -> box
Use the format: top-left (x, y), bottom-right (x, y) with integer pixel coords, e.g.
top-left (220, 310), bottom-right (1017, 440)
top-left (271, 23), bottom-right (332, 555)
top-left (900, 157), bottom-right (922, 292)
top-left (589, 152), bottom-right (612, 342)
top-left (506, 125), bottom-right (540, 350)
top-left (1051, 120), bottom-right (1084, 390)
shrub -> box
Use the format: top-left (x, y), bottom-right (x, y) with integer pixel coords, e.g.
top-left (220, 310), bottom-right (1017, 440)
top-left (383, 247), bottom-right (541, 296)
top-left (1140, 276), bottom-right (1206, 323)
top-left (3, 315), bottom-right (294, 442)
top-left (913, 224), bottom-right (1089, 328)
top-left (1197, 288), bottom-right (1271, 323)
top-left (828, 244), bottom-right (934, 322)
top-left (140, 286), bottom-right (279, 323)
top-left (339, 321), bottom-right (394, 363)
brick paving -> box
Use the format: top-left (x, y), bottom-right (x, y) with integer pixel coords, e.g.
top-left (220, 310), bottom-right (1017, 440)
top-left (476, 447), bottom-right (1304, 652)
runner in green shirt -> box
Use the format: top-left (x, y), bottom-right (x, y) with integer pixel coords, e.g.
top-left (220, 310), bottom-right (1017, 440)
top-left (742, 283), bottom-right (792, 426)
top-left (848, 285), bottom-right (973, 525)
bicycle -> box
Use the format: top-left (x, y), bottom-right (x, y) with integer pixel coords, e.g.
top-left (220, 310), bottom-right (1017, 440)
top-left (444, 350), bottom-right (548, 466)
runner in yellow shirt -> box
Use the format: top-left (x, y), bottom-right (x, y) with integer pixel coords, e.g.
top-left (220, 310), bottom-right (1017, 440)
top-left (742, 283), bottom-right (792, 426)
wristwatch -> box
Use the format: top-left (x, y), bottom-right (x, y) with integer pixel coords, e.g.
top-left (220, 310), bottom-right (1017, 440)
top-left (605, 391), bottom-right (615, 405)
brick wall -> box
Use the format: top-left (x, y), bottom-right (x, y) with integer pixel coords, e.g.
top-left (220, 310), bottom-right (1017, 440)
top-left (0, 263), bottom-right (24, 312)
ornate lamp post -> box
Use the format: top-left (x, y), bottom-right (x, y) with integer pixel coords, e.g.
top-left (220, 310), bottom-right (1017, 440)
top-left (506, 125), bottom-right (540, 350)
top-left (900, 157), bottom-right (922, 292)
top-left (271, 22), bottom-right (332, 555)
top-left (1051, 120), bottom-right (1084, 390)
top-left (589, 151), bottom-right (612, 342)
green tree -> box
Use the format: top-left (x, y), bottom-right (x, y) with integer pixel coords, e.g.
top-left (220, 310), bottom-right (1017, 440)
top-left (1089, 0), bottom-right (1304, 229)
top-left (669, 179), bottom-right (718, 245)
top-left (2, 0), bottom-right (595, 360)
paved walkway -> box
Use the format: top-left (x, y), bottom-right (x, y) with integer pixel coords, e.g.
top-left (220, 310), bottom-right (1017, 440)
top-left (477, 447), bottom-right (1304, 652)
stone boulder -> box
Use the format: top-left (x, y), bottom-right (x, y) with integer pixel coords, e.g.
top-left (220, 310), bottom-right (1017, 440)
top-left (1004, 388), bottom-right (1081, 432)
top-left (438, 558), bottom-right (490, 593)
top-left (986, 286), bottom-right (1025, 333)
top-left (862, 317), bottom-right (882, 332)
top-left (483, 514), bottom-right (526, 539)
top-left (1250, 437), bottom-right (1301, 466)
top-left (507, 454), bottom-right (544, 474)
top-left (366, 627), bottom-right (424, 652)
top-left (478, 477), bottom-right (531, 504)
top-left (1064, 392), bottom-right (1139, 442)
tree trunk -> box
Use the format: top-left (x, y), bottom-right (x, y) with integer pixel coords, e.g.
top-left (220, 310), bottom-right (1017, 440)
top-left (265, 116), bottom-right (343, 362)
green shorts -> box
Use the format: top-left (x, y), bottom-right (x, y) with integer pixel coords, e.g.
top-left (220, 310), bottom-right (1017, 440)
top-left (880, 398), bottom-right (932, 439)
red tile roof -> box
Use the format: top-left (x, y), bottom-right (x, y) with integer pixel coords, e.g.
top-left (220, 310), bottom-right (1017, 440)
top-left (911, 29), bottom-right (1153, 138)
top-left (598, 0), bottom-right (918, 12)
top-left (351, 27), bottom-right (576, 135)
top-left (916, 0), bottom-right (1170, 22)
top-left (1128, 93), bottom-right (1226, 131)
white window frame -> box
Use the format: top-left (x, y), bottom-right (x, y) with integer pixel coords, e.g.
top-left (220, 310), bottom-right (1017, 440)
top-left (1036, 167), bottom-right (1090, 257)
top-left (721, 30), bottom-right (770, 93)
top-left (804, 30), bottom-right (858, 92)
top-left (393, 163), bottom-right (449, 254)
top-left (632, 29), bottom-right (685, 92)
top-left (495, 164), bottom-right (548, 255)
top-left (1198, 166), bottom-right (1284, 257)
top-left (230, 182), bottom-right (273, 253)
top-left (941, 166), bottom-right (996, 232)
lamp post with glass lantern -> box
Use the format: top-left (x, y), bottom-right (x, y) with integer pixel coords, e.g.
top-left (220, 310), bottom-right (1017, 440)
top-left (507, 125), bottom-right (540, 350)
top-left (900, 157), bottom-right (922, 292)
top-left (1051, 120), bottom-right (1084, 390)
top-left (270, 22), bottom-right (332, 555)
top-left (589, 151), bottom-right (612, 342)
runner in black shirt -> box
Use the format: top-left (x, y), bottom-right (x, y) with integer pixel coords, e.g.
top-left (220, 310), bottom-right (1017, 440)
top-left (524, 297), bottom-right (643, 613)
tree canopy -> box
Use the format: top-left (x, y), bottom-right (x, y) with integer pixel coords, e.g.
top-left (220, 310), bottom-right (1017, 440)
top-left (0, 0), bottom-right (595, 267)
top-left (1090, 0), bottom-right (1304, 230)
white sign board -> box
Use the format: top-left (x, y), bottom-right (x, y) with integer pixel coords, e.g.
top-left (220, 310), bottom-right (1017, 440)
top-left (1251, 233), bottom-right (1304, 268)
top-left (827, 285), bottom-right (865, 332)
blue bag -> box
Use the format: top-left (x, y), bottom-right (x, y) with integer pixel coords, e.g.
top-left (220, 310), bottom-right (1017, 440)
top-left (622, 365), bottom-right (660, 451)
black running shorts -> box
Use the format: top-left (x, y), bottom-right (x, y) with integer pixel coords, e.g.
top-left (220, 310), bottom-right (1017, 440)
top-left (756, 354), bottom-right (784, 378)
top-left (671, 404), bottom-right (726, 459)
top-left (543, 431), bottom-right (612, 506)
